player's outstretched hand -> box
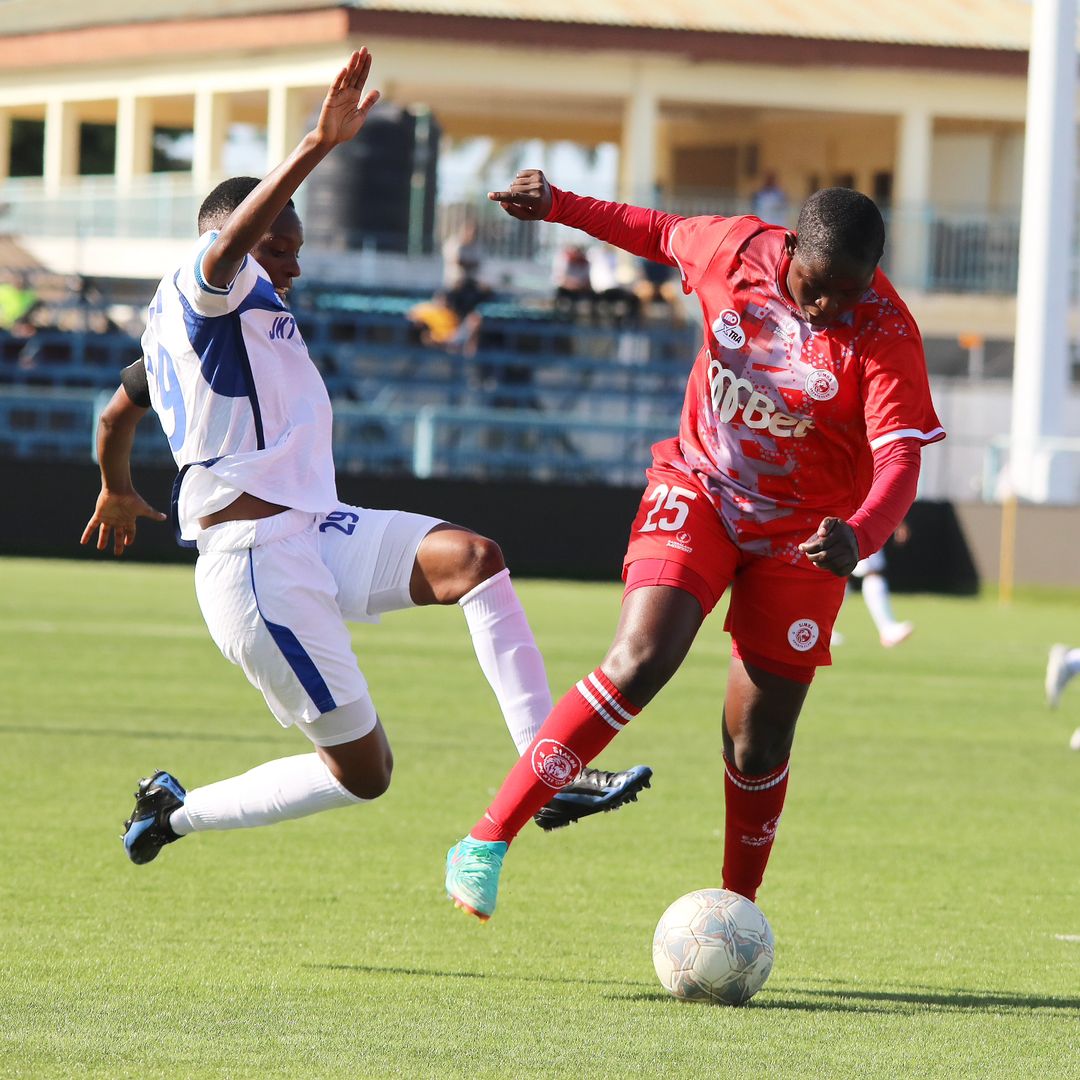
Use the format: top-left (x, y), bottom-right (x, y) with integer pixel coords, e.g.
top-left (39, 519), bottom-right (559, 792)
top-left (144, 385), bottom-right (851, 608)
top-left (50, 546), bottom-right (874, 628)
top-left (488, 169), bottom-right (553, 221)
top-left (80, 490), bottom-right (167, 557)
top-left (314, 48), bottom-right (381, 148)
top-left (799, 517), bottom-right (860, 577)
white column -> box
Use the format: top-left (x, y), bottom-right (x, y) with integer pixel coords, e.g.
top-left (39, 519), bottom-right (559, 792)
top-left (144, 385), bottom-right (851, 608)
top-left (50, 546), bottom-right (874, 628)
top-left (114, 95), bottom-right (153, 191)
top-left (1009, 0), bottom-right (1077, 502)
top-left (619, 84), bottom-right (659, 206)
top-left (43, 98), bottom-right (80, 195)
top-left (267, 86), bottom-right (309, 172)
top-left (192, 90), bottom-right (229, 192)
top-left (0, 111), bottom-right (11, 183)
top-left (891, 107), bottom-right (934, 289)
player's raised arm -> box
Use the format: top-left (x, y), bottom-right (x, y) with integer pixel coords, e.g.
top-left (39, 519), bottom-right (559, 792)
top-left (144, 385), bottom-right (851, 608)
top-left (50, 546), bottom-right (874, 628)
top-left (490, 168), bottom-right (683, 267)
top-left (202, 48), bottom-right (380, 290)
top-left (81, 382), bottom-right (166, 557)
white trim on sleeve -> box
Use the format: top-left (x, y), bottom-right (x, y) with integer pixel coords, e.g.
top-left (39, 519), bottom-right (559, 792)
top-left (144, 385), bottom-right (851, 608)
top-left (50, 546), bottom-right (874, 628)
top-left (869, 426), bottom-right (946, 451)
top-left (666, 223), bottom-right (689, 285)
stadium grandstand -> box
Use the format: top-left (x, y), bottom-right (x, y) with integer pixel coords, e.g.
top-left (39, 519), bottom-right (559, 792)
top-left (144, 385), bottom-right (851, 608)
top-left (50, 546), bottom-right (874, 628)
top-left (1, 1), bottom-right (1079, 582)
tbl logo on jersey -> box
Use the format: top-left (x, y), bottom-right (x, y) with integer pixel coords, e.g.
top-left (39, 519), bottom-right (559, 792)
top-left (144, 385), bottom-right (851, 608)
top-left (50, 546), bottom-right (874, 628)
top-left (531, 738), bottom-right (582, 789)
top-left (804, 368), bottom-right (839, 402)
top-left (712, 308), bottom-right (746, 350)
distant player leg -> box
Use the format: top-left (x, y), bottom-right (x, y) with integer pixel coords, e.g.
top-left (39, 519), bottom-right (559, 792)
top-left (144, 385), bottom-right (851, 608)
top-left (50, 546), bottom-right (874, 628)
top-left (1045, 643), bottom-right (1080, 708)
top-left (852, 554), bottom-right (912, 648)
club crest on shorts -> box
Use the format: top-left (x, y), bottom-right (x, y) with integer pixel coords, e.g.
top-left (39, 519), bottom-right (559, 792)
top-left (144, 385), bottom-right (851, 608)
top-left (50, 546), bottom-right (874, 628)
top-left (531, 738), bottom-right (582, 789)
top-left (804, 368), bottom-right (839, 401)
top-left (712, 309), bottom-right (746, 350)
top-left (787, 619), bottom-right (820, 652)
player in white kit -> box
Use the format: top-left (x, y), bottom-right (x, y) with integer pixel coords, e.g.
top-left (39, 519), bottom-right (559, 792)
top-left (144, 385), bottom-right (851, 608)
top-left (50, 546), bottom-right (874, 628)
top-left (82, 50), bottom-right (650, 864)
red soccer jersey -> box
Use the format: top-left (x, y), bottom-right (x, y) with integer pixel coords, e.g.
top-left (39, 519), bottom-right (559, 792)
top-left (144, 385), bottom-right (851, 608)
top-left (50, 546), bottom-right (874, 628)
top-left (546, 189), bottom-right (945, 562)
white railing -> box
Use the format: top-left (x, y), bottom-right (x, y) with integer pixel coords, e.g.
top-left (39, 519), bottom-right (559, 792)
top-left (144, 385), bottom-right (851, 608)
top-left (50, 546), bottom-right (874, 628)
top-left (0, 175), bottom-right (1042, 297)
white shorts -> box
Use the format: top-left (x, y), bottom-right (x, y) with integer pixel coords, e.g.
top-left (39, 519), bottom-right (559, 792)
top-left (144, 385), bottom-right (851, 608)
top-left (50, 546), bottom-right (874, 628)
top-left (194, 503), bottom-right (442, 743)
top-left (851, 549), bottom-right (887, 578)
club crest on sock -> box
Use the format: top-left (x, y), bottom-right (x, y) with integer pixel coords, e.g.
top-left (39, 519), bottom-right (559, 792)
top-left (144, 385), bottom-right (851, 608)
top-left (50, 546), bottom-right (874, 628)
top-left (531, 738), bottom-right (582, 789)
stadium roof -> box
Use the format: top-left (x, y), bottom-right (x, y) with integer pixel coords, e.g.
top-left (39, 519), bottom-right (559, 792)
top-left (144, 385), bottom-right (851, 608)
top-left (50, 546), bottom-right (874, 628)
top-left (0, 0), bottom-right (1038, 52)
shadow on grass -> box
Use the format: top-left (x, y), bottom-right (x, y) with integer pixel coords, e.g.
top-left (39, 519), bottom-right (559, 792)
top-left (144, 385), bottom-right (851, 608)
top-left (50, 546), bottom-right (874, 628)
top-left (618, 985), bottom-right (1080, 1015)
top-left (309, 962), bottom-right (655, 992)
top-left (0, 723), bottom-right (279, 744)
top-left (311, 964), bottom-right (1079, 1015)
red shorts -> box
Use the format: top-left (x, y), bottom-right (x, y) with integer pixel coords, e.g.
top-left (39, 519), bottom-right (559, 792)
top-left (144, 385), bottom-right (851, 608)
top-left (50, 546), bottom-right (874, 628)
top-left (621, 462), bottom-right (846, 676)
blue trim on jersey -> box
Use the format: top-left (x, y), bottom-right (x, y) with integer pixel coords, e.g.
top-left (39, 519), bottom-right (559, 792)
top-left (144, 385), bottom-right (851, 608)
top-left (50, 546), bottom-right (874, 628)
top-left (193, 232), bottom-right (243, 296)
top-left (174, 274), bottom-right (267, 450)
top-left (170, 457), bottom-right (223, 549)
top-left (247, 550), bottom-right (337, 714)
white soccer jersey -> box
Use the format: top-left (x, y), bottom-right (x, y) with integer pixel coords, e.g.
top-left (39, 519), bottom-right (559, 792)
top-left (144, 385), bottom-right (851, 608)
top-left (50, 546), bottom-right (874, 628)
top-left (142, 232), bottom-right (338, 542)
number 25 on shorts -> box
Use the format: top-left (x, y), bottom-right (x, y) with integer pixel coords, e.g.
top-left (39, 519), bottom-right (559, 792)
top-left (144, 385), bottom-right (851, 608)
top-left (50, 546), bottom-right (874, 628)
top-left (639, 484), bottom-right (697, 533)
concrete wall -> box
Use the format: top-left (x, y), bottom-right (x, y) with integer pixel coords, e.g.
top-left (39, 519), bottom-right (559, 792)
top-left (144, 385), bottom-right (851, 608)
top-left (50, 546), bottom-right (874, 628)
top-left (956, 502), bottom-right (1080, 587)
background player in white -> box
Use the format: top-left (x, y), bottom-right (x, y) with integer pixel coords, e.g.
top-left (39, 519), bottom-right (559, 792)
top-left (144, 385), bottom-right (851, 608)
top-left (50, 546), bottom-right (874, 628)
top-left (833, 525), bottom-right (913, 649)
top-left (1045, 644), bottom-right (1080, 750)
top-left (82, 50), bottom-right (649, 865)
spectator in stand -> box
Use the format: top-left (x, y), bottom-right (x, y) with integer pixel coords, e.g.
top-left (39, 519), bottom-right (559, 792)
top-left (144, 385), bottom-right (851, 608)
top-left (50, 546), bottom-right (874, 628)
top-left (752, 173), bottom-right (790, 227)
top-left (442, 216), bottom-right (483, 289)
top-left (553, 244), bottom-right (595, 319)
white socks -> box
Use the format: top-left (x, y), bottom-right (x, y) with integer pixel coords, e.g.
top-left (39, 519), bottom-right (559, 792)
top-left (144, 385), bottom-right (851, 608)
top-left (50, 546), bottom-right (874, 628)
top-left (458, 568), bottom-right (554, 754)
top-left (860, 573), bottom-right (896, 634)
top-left (169, 753), bottom-right (363, 834)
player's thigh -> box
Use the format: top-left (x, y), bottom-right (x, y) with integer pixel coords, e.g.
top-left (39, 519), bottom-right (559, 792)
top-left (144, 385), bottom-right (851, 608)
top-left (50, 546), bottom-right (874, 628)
top-left (622, 462), bottom-right (738, 614)
top-left (316, 503), bottom-right (443, 620)
top-left (195, 526), bottom-right (368, 729)
top-left (726, 555), bottom-right (847, 671)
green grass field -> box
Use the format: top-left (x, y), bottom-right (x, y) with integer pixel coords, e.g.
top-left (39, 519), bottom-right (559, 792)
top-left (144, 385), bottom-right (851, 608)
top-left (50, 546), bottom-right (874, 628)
top-left (1, 556), bottom-right (1078, 1079)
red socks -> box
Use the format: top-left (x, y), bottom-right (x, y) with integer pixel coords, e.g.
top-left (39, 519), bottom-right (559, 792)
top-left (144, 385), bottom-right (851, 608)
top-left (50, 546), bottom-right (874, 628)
top-left (722, 755), bottom-right (790, 903)
top-left (471, 668), bottom-right (641, 843)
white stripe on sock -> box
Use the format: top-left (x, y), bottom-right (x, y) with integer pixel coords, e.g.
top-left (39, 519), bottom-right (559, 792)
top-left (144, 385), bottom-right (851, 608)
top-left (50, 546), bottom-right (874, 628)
top-left (575, 679), bottom-right (624, 733)
top-left (586, 672), bottom-right (635, 723)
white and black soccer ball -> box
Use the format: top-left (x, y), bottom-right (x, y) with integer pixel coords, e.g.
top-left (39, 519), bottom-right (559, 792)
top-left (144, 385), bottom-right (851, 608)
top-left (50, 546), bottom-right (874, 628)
top-left (652, 888), bottom-right (775, 1006)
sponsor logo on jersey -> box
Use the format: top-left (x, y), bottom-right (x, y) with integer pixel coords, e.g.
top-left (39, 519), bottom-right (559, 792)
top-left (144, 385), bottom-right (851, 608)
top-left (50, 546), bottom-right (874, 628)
top-left (711, 308), bottom-right (746, 350)
top-left (805, 368), bottom-right (839, 401)
top-left (787, 619), bottom-right (820, 652)
top-left (707, 355), bottom-right (815, 438)
top-left (269, 314), bottom-right (297, 340)
top-left (531, 738), bottom-right (582, 789)
top-left (666, 531), bottom-right (693, 554)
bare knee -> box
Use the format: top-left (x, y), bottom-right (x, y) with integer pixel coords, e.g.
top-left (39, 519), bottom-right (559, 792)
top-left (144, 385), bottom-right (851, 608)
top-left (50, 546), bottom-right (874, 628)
top-left (413, 526), bottom-right (507, 605)
top-left (325, 748), bottom-right (394, 801)
top-left (316, 716), bottom-right (395, 800)
top-left (601, 634), bottom-right (683, 707)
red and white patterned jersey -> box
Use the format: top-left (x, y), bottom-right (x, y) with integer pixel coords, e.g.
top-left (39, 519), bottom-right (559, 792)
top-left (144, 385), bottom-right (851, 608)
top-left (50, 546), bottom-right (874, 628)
top-left (658, 215), bottom-right (944, 560)
top-left (545, 189), bottom-right (945, 561)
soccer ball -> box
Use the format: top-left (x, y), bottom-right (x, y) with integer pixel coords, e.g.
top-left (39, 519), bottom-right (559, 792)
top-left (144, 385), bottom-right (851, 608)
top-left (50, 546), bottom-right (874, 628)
top-left (652, 888), bottom-right (775, 1005)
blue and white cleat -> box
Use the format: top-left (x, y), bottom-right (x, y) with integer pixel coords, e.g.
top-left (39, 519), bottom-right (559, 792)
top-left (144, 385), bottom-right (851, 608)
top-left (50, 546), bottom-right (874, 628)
top-left (122, 770), bottom-right (186, 865)
top-left (533, 764), bottom-right (652, 831)
top-left (445, 837), bottom-right (508, 922)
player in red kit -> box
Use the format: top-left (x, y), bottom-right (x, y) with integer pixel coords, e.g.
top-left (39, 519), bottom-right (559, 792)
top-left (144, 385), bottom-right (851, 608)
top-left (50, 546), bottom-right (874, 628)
top-left (445, 170), bottom-right (945, 921)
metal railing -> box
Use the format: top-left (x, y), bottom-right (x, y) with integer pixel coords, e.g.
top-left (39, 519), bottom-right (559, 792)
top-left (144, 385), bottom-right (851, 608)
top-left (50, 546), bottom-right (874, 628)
top-left (0, 175), bottom-right (1041, 296)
